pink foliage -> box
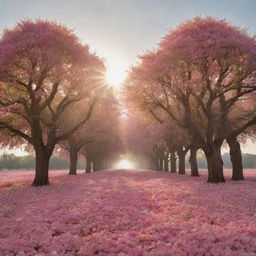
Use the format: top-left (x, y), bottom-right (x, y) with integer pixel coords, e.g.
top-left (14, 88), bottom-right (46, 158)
top-left (160, 17), bottom-right (256, 68)
top-left (0, 20), bottom-right (105, 152)
top-left (1, 169), bottom-right (256, 255)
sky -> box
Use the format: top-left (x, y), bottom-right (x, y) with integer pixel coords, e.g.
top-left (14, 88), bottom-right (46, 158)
top-left (1, 0), bottom-right (256, 155)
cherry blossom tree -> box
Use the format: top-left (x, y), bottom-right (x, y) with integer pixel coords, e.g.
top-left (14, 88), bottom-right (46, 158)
top-left (125, 75), bottom-right (199, 175)
top-left (0, 20), bottom-right (105, 185)
top-left (56, 98), bottom-right (104, 176)
top-left (126, 17), bottom-right (256, 182)
top-left (80, 89), bottom-right (122, 172)
top-left (122, 106), bottom-right (163, 171)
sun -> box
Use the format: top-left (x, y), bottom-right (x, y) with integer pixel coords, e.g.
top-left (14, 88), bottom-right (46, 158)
top-left (114, 159), bottom-right (134, 169)
top-left (105, 60), bottom-right (127, 89)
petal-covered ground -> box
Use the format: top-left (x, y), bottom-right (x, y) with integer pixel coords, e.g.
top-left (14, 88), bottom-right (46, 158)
top-left (0, 169), bottom-right (256, 256)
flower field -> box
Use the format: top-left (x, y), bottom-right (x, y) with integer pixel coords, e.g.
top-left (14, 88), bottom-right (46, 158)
top-left (1, 169), bottom-right (256, 256)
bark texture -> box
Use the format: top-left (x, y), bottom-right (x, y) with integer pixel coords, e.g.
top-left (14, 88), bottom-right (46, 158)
top-left (69, 149), bottom-right (78, 175)
top-left (164, 156), bottom-right (169, 172)
top-left (32, 150), bottom-right (51, 186)
top-left (170, 150), bottom-right (177, 173)
top-left (86, 158), bottom-right (92, 173)
top-left (227, 136), bottom-right (244, 180)
top-left (177, 147), bottom-right (187, 175)
top-left (204, 144), bottom-right (225, 183)
top-left (189, 146), bottom-right (199, 177)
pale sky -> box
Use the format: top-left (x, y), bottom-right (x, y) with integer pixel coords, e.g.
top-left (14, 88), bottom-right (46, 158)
top-left (1, 0), bottom-right (256, 155)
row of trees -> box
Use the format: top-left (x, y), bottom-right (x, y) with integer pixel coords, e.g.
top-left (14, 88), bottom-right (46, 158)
top-left (57, 89), bottom-right (122, 174)
top-left (1, 17), bottom-right (256, 186)
top-left (0, 20), bottom-right (122, 185)
top-left (3, 151), bottom-right (256, 170)
top-left (124, 17), bottom-right (256, 183)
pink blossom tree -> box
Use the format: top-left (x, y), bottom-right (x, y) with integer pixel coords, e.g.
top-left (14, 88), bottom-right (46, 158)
top-left (80, 89), bottom-right (122, 172)
top-left (123, 112), bottom-right (157, 170)
top-left (124, 86), bottom-right (197, 174)
top-left (0, 20), bottom-right (105, 185)
top-left (126, 17), bottom-right (256, 182)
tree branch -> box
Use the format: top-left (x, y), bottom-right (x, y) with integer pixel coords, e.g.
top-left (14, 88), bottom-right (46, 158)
top-left (55, 97), bottom-right (97, 142)
top-left (0, 122), bottom-right (33, 144)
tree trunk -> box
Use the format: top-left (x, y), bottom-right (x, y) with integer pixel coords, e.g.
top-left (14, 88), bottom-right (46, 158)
top-left (227, 136), bottom-right (244, 181)
top-left (154, 155), bottom-right (160, 170)
top-left (164, 156), bottom-right (169, 172)
top-left (93, 160), bottom-right (100, 172)
top-left (170, 150), bottom-right (177, 173)
top-left (69, 149), bottom-right (78, 175)
top-left (204, 144), bottom-right (225, 183)
top-left (32, 150), bottom-right (51, 186)
top-left (159, 157), bottom-right (163, 171)
top-left (86, 157), bottom-right (91, 173)
top-left (149, 157), bottom-right (154, 170)
top-left (177, 147), bottom-right (186, 174)
top-left (189, 146), bottom-right (199, 177)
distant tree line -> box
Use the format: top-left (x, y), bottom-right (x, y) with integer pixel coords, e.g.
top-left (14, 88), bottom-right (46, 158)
top-left (1, 153), bottom-right (256, 171)
top-left (0, 154), bottom-right (84, 170)
top-left (189, 153), bottom-right (256, 169)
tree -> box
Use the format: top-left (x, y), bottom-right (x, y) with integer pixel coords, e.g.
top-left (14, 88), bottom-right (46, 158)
top-left (56, 100), bottom-right (98, 175)
top-left (126, 17), bottom-right (256, 183)
top-left (0, 20), bottom-right (105, 185)
top-left (225, 100), bottom-right (255, 180)
top-left (124, 81), bottom-right (198, 174)
top-left (58, 88), bottom-right (120, 175)
top-left (189, 144), bottom-right (200, 177)
top-left (122, 109), bottom-right (163, 170)
top-left (81, 89), bottom-right (122, 172)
